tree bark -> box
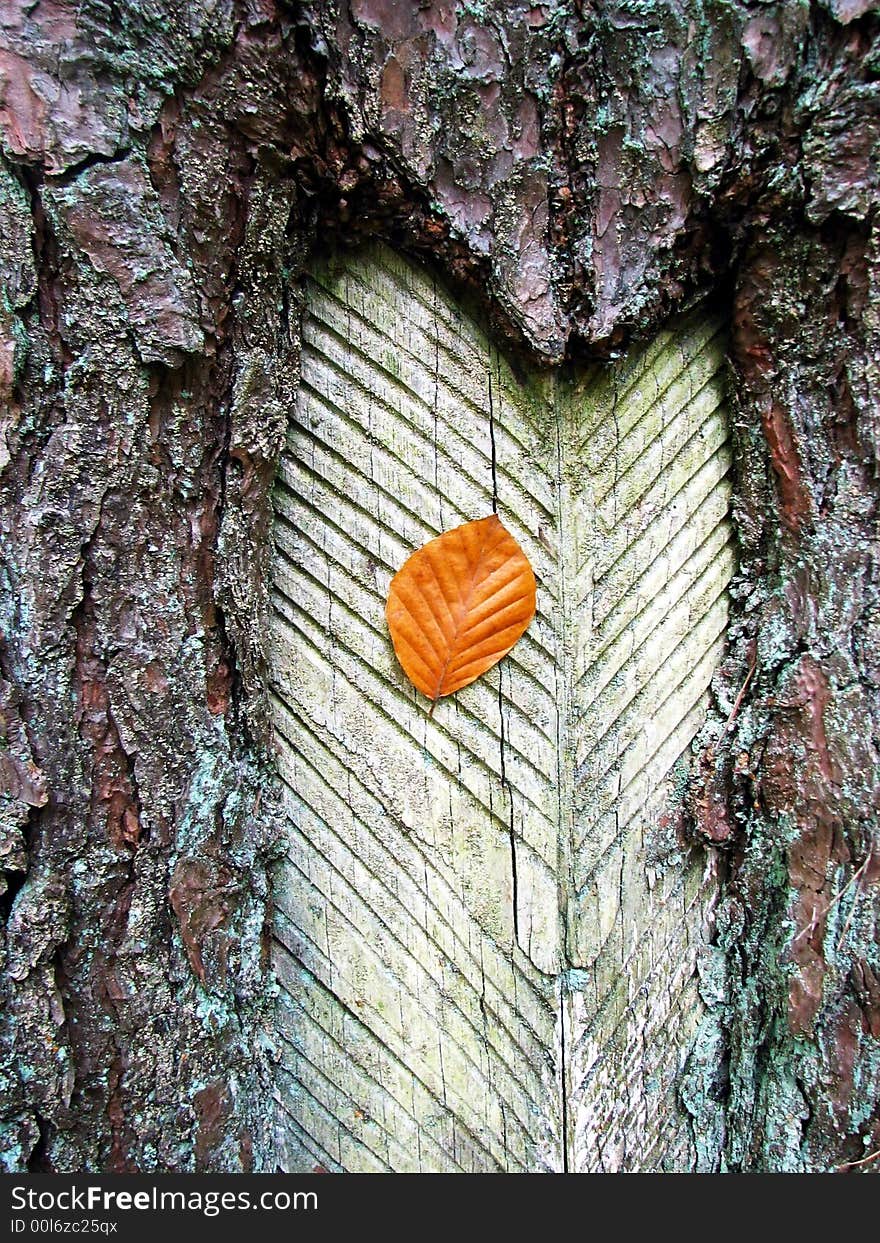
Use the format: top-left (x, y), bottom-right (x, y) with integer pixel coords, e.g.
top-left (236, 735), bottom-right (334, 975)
top-left (0, 0), bottom-right (877, 1172)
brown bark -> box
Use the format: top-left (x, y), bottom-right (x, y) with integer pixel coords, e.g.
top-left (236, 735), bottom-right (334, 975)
top-left (0, 0), bottom-right (877, 1171)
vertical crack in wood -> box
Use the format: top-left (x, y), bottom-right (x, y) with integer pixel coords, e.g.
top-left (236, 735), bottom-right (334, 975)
top-left (489, 349), bottom-right (519, 950)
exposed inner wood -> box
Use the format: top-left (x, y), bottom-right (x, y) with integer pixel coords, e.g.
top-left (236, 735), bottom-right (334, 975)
top-left (269, 244), bottom-right (732, 1172)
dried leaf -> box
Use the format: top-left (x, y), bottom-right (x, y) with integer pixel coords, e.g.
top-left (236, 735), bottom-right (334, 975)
top-left (385, 514), bottom-right (536, 705)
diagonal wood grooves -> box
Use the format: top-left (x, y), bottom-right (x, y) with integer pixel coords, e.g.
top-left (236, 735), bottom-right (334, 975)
top-left (273, 758), bottom-right (553, 1095)
top-left (270, 689), bottom-right (557, 1038)
top-left (270, 591), bottom-right (559, 815)
top-left (304, 293), bottom-right (558, 521)
top-left (274, 769), bottom-right (551, 1084)
top-left (270, 527), bottom-right (558, 792)
top-left (270, 244), bottom-right (734, 1172)
top-left (311, 265), bottom-right (552, 472)
top-left (276, 415), bottom-right (561, 650)
top-left (274, 849), bottom-right (545, 1155)
top-left (276, 990), bottom-right (488, 1172)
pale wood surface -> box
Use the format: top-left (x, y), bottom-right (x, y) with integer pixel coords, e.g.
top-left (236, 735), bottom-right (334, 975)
top-left (268, 244), bottom-right (732, 1171)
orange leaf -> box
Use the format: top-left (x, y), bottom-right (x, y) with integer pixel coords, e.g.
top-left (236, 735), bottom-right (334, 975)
top-left (385, 514), bottom-right (536, 706)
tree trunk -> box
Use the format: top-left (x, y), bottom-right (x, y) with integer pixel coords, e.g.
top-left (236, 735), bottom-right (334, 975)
top-left (0, 0), bottom-right (877, 1173)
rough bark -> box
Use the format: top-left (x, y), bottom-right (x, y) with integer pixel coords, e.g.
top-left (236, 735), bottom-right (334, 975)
top-left (0, 0), bottom-right (877, 1172)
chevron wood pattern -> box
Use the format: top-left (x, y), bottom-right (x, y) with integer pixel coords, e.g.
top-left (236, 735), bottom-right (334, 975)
top-left (268, 243), bottom-right (732, 1172)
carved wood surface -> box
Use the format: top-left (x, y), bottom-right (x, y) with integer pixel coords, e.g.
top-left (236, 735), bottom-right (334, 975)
top-left (269, 244), bottom-right (733, 1171)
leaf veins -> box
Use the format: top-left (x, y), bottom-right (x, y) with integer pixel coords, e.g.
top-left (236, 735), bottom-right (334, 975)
top-left (385, 514), bottom-right (536, 706)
